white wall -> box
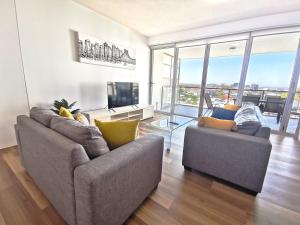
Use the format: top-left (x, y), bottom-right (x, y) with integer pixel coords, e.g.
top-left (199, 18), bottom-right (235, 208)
top-left (148, 11), bottom-right (300, 45)
top-left (4, 0), bottom-right (300, 149)
top-left (0, 0), bottom-right (29, 149)
top-left (0, 0), bottom-right (150, 149)
top-left (15, 0), bottom-right (150, 110)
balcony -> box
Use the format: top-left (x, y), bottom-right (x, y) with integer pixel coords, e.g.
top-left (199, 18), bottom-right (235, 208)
top-left (158, 85), bottom-right (300, 133)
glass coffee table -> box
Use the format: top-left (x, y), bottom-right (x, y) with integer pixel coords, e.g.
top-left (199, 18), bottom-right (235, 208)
top-left (147, 115), bottom-right (194, 151)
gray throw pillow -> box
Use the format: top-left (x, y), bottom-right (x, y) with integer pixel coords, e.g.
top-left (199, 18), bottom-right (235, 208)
top-left (30, 107), bottom-right (57, 127)
top-left (255, 127), bottom-right (271, 140)
top-left (234, 103), bottom-right (262, 136)
top-left (50, 116), bottom-right (109, 158)
top-left (234, 122), bottom-right (262, 136)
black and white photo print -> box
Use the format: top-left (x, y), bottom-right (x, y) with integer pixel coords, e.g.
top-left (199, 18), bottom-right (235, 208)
top-left (77, 32), bottom-right (136, 69)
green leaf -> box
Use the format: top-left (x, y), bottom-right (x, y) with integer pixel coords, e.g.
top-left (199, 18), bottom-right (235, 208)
top-left (61, 99), bottom-right (69, 108)
top-left (53, 98), bottom-right (78, 112)
top-left (69, 101), bottom-right (77, 108)
top-left (51, 109), bottom-right (59, 114)
top-left (71, 109), bottom-right (80, 115)
top-left (54, 100), bottom-right (62, 110)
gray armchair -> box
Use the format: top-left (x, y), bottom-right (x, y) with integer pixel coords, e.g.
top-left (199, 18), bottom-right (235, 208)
top-left (182, 125), bottom-right (272, 194)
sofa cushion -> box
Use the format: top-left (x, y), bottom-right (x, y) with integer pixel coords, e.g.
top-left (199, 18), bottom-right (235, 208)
top-left (76, 113), bottom-right (89, 126)
top-left (234, 103), bottom-right (262, 135)
top-left (234, 103), bottom-right (257, 121)
top-left (224, 104), bottom-right (240, 111)
top-left (50, 116), bottom-right (109, 159)
top-left (234, 121), bottom-right (261, 136)
top-left (94, 119), bottom-right (139, 150)
top-left (212, 107), bottom-right (237, 120)
top-left (30, 107), bottom-right (57, 127)
top-left (198, 117), bottom-right (237, 131)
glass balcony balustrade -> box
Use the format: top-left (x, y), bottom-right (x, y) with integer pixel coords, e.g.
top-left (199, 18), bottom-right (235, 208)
top-left (160, 84), bottom-right (300, 133)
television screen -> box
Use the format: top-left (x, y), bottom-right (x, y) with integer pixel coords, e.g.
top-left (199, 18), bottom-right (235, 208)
top-left (107, 82), bottom-right (139, 109)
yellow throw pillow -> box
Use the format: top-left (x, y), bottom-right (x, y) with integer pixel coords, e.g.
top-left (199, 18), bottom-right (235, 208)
top-left (224, 104), bottom-right (240, 111)
top-left (76, 113), bottom-right (89, 125)
top-left (94, 119), bottom-right (139, 149)
top-left (59, 107), bottom-right (74, 119)
top-left (198, 117), bottom-right (237, 131)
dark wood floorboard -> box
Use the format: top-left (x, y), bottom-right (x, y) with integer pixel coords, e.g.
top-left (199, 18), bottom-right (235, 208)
top-left (0, 114), bottom-right (300, 225)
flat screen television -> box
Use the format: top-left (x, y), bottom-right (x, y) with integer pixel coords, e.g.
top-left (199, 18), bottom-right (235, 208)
top-left (107, 82), bottom-right (139, 109)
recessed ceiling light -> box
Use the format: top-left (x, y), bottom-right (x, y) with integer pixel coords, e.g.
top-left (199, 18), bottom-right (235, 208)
top-left (205, 0), bottom-right (229, 4)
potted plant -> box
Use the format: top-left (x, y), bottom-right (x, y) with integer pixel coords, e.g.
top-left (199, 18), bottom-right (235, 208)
top-left (51, 99), bottom-right (80, 116)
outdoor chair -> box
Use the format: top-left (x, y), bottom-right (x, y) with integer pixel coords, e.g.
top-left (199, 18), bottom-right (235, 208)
top-left (264, 96), bottom-right (285, 123)
top-left (242, 95), bottom-right (261, 106)
top-left (203, 93), bottom-right (219, 116)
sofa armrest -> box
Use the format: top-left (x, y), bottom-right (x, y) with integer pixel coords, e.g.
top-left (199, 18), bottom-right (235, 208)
top-left (183, 125), bottom-right (272, 192)
top-left (17, 115), bottom-right (90, 225)
top-left (74, 134), bottom-right (164, 225)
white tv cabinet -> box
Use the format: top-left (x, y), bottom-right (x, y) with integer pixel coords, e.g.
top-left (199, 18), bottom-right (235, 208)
top-left (84, 104), bottom-right (154, 125)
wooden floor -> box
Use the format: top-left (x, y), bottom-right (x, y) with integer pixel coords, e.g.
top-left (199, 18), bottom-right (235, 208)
top-left (1, 117), bottom-right (300, 225)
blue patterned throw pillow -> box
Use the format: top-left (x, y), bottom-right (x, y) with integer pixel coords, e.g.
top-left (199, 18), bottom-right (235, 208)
top-left (211, 107), bottom-right (237, 120)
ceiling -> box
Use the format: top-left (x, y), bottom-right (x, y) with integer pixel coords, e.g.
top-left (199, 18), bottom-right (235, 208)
top-left (73, 0), bottom-right (300, 37)
top-left (154, 32), bottom-right (300, 58)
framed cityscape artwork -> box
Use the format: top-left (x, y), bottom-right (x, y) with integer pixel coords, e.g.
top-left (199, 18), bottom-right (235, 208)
top-left (77, 32), bottom-right (136, 69)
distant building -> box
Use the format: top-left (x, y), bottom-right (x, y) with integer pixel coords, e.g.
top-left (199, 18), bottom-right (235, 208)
top-left (251, 84), bottom-right (259, 90)
top-left (233, 83), bottom-right (239, 89)
top-left (79, 39), bottom-right (136, 66)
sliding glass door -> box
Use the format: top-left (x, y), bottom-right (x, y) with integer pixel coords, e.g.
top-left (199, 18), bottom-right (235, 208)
top-left (149, 29), bottom-right (300, 138)
top-left (243, 33), bottom-right (300, 132)
top-left (204, 40), bottom-right (246, 111)
top-left (286, 79), bottom-right (300, 134)
top-left (151, 48), bottom-right (175, 113)
top-left (174, 45), bottom-right (206, 117)
top-left (282, 36), bottom-right (300, 135)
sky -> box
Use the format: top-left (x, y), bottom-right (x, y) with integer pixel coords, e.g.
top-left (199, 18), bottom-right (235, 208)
top-left (179, 52), bottom-right (297, 88)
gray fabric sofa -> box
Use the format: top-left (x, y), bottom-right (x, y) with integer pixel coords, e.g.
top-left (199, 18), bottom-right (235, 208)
top-left (15, 110), bottom-right (164, 225)
top-left (182, 104), bottom-right (272, 194)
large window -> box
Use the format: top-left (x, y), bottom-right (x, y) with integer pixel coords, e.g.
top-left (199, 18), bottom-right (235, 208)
top-left (244, 33), bottom-right (300, 131)
top-left (205, 40), bottom-right (246, 108)
top-left (150, 29), bottom-right (300, 137)
top-left (174, 46), bottom-right (205, 117)
top-left (151, 48), bottom-right (174, 113)
top-left (287, 81), bottom-right (300, 134)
